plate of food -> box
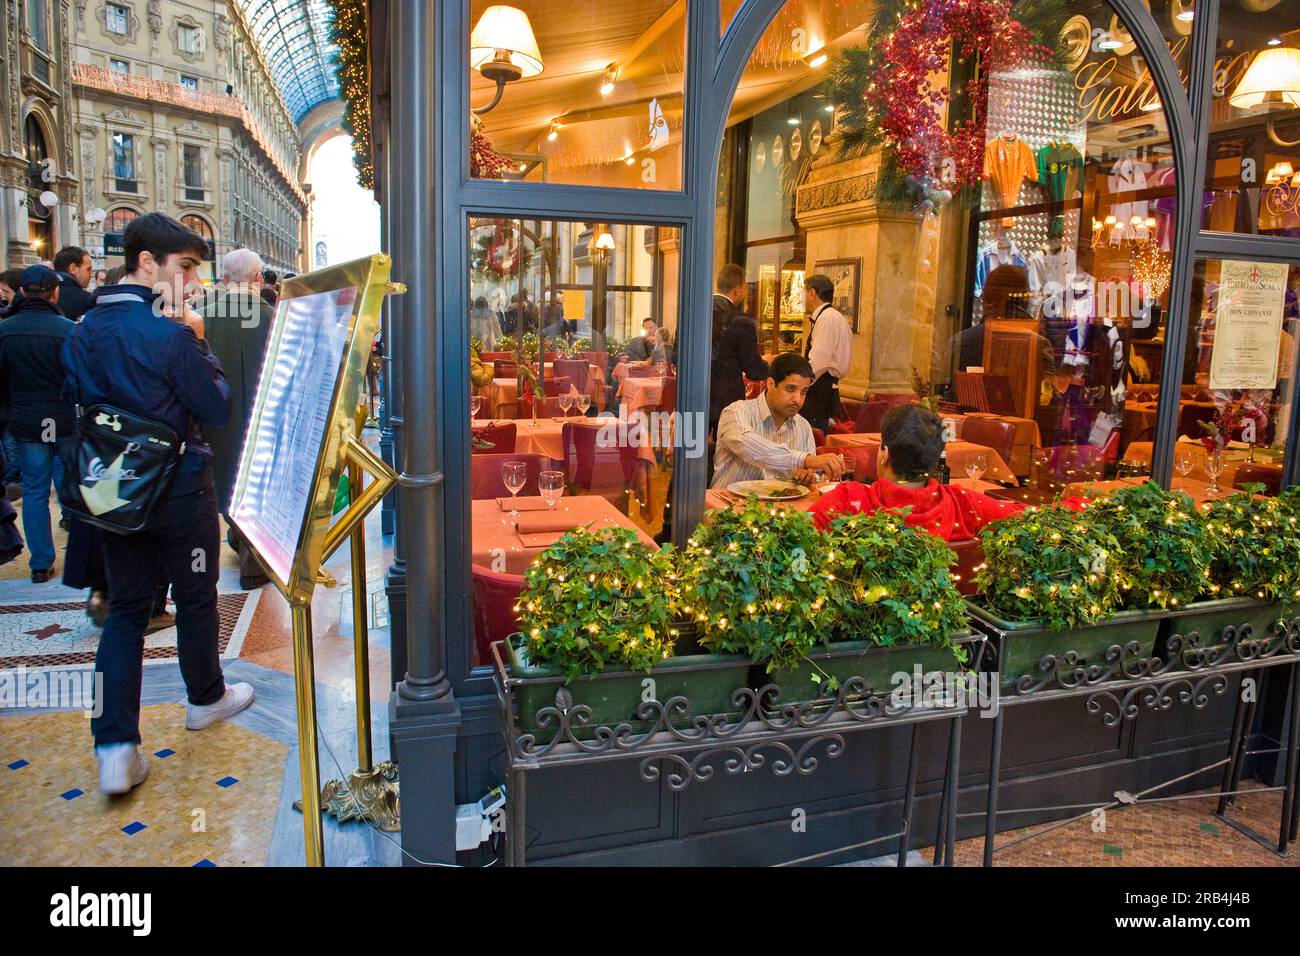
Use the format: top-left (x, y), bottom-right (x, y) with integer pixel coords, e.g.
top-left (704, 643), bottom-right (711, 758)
top-left (728, 479), bottom-right (810, 501)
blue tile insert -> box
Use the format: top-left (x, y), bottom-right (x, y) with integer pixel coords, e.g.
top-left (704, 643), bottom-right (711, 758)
top-left (154, 748), bottom-right (175, 759)
top-left (215, 776), bottom-right (239, 789)
top-left (59, 788), bottom-right (84, 801)
top-left (193, 859), bottom-right (216, 867)
top-left (121, 821), bottom-right (147, 836)
top-left (7, 759), bottom-right (29, 770)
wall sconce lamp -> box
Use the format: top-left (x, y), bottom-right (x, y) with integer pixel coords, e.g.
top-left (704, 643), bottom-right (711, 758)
top-left (470, 5), bottom-right (543, 115)
top-left (1230, 46), bottom-right (1300, 145)
top-left (803, 46), bottom-right (828, 69)
top-left (600, 64), bottom-right (618, 97)
top-left (547, 120), bottom-right (561, 142)
top-left (594, 229), bottom-right (616, 253)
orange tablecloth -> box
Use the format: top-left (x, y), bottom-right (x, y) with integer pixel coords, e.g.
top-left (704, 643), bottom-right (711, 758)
top-left (478, 364), bottom-right (606, 418)
top-left (1122, 441), bottom-right (1273, 488)
top-left (1063, 475), bottom-right (1237, 505)
top-left (937, 412), bottom-right (1040, 476)
top-left (471, 496), bottom-right (657, 573)
top-left (489, 417), bottom-right (657, 465)
top-left (616, 375), bottom-right (668, 414)
top-left (826, 433), bottom-right (1017, 485)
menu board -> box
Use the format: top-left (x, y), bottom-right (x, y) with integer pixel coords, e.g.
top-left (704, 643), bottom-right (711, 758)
top-left (231, 285), bottom-right (358, 585)
top-left (1209, 260), bottom-right (1289, 391)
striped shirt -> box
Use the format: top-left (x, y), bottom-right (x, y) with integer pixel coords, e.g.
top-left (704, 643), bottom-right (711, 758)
top-left (711, 394), bottom-right (816, 488)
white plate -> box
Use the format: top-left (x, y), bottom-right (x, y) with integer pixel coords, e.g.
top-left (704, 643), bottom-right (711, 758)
top-left (728, 480), bottom-right (810, 501)
top-left (817, 482), bottom-right (841, 495)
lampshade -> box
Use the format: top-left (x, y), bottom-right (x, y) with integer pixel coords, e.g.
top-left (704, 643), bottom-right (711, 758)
top-left (594, 231), bottom-right (615, 251)
top-left (1229, 47), bottom-right (1300, 110)
top-left (1276, 161), bottom-right (1296, 178)
top-left (470, 5), bottom-right (543, 79)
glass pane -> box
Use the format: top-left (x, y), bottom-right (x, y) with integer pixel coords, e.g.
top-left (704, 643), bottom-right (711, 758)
top-left (468, 1), bottom-right (685, 189)
top-left (711, 0), bottom-right (1184, 514)
top-left (1203, 4), bottom-right (1300, 236)
top-left (468, 216), bottom-right (687, 668)
top-left (720, 0), bottom-right (742, 37)
top-left (26, 0), bottom-right (49, 50)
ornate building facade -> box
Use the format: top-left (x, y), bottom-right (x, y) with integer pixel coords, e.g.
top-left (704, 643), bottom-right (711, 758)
top-left (2, 0), bottom-right (310, 274)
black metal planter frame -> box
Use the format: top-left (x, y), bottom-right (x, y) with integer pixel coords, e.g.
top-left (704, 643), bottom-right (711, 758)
top-left (491, 639), bottom-right (989, 867)
top-left (973, 603), bottom-right (1300, 867)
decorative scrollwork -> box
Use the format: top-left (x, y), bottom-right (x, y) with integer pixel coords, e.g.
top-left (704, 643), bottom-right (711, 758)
top-left (638, 735), bottom-right (847, 791)
top-left (1086, 673), bottom-right (1230, 727)
top-left (1014, 641), bottom-right (1161, 696)
top-left (1165, 616), bottom-right (1300, 673)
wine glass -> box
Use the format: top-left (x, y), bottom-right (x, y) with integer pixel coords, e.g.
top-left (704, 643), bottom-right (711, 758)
top-left (577, 394), bottom-right (592, 417)
top-left (1174, 449), bottom-right (1194, 487)
top-left (1203, 451), bottom-right (1224, 497)
top-left (470, 394), bottom-right (483, 421)
top-left (502, 460), bottom-right (528, 523)
top-left (558, 391), bottom-right (574, 421)
top-left (965, 453), bottom-right (988, 486)
top-left (539, 470), bottom-right (565, 510)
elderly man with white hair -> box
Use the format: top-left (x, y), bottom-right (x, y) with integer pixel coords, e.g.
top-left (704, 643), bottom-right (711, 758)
top-left (200, 247), bottom-right (275, 589)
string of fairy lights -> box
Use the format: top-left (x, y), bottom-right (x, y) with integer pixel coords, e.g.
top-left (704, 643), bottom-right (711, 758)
top-left (327, 0), bottom-right (375, 191)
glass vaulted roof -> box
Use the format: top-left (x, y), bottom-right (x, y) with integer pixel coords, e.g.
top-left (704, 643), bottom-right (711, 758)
top-left (239, 0), bottom-right (340, 123)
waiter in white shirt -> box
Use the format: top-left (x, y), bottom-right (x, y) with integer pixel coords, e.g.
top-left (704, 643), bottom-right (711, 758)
top-left (802, 274), bottom-right (853, 432)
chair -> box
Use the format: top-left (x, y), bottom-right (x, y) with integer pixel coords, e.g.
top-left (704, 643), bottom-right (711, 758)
top-left (553, 359), bottom-right (589, 394)
top-left (493, 360), bottom-right (518, 379)
top-left (471, 565), bottom-right (525, 667)
top-left (481, 351), bottom-right (513, 362)
top-left (471, 422), bottom-right (516, 454)
top-left (542, 376), bottom-right (571, 397)
top-left (534, 397), bottom-right (566, 417)
top-left (470, 453), bottom-right (545, 499)
top-left (563, 421), bottom-right (640, 503)
top-left (578, 351), bottom-right (611, 371)
top-left (627, 364), bottom-right (659, 378)
top-left (947, 538), bottom-right (984, 597)
top-left (657, 376), bottom-right (677, 416)
top-left (818, 444), bottom-right (875, 481)
top-left (811, 427), bottom-right (826, 447)
top-left (837, 399), bottom-right (865, 427)
top-left (961, 417), bottom-right (1016, 465)
top-left (1176, 402), bottom-right (1218, 440)
top-left (1233, 462), bottom-right (1282, 497)
top-left (955, 372), bottom-right (1015, 415)
top-left (853, 400), bottom-right (893, 435)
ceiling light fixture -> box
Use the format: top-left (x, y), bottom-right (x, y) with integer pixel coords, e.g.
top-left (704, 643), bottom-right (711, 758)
top-left (547, 120), bottom-right (560, 142)
top-left (803, 47), bottom-right (828, 69)
top-left (1098, 35), bottom-right (1123, 51)
top-left (600, 64), bottom-right (618, 97)
top-left (469, 5), bottom-right (543, 115)
top-left (1269, 37), bottom-right (1283, 47)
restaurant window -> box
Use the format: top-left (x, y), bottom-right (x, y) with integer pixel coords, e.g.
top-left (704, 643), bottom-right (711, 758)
top-left (467, 1), bottom-right (685, 189)
top-left (112, 131), bottom-right (137, 193)
top-left (708, 0), bottom-right (1183, 508)
top-left (468, 216), bottom-right (684, 668)
top-left (106, 3), bottom-right (129, 36)
top-left (1203, 4), bottom-right (1300, 236)
top-left (1172, 258), bottom-right (1298, 499)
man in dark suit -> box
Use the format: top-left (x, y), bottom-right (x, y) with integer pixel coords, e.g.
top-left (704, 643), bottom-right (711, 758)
top-left (52, 246), bottom-right (95, 321)
top-left (200, 247), bottom-right (274, 589)
top-left (709, 262), bottom-right (767, 434)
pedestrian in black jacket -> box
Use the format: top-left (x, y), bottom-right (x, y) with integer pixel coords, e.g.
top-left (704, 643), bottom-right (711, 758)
top-left (62, 212), bottom-right (251, 796)
top-left (52, 246), bottom-right (95, 321)
top-left (0, 266), bottom-right (75, 582)
top-left (710, 263), bottom-right (767, 430)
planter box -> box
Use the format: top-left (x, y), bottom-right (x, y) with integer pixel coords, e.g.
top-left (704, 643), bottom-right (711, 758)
top-left (966, 603), bottom-right (1163, 690)
top-left (1158, 597), bottom-right (1284, 667)
top-left (505, 636), bottom-right (752, 742)
top-left (763, 631), bottom-right (979, 707)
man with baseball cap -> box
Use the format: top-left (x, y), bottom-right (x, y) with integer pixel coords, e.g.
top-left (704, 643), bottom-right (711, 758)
top-left (0, 265), bottom-right (76, 582)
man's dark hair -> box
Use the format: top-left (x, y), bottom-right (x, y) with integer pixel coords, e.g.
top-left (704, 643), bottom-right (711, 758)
top-left (642, 317), bottom-right (656, 327)
top-left (263, 269), bottom-right (279, 285)
top-left (768, 352), bottom-right (814, 385)
top-left (717, 262), bottom-right (745, 293)
top-left (123, 213), bottom-right (207, 272)
top-left (881, 404), bottom-right (945, 481)
top-left (53, 246), bottom-right (90, 273)
top-left (805, 273), bottom-right (834, 303)
top-left (473, 295), bottom-right (489, 309)
top-left (0, 268), bottom-right (23, 292)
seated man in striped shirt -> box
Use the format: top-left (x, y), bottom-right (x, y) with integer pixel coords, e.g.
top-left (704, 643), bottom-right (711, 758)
top-left (711, 352), bottom-right (848, 489)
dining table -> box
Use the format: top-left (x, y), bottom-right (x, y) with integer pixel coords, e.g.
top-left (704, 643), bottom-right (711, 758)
top-left (477, 363), bottom-right (607, 418)
top-left (826, 433), bottom-right (1018, 485)
top-left (471, 495), bottom-right (657, 574)
top-left (1121, 440), bottom-right (1281, 489)
top-left (478, 416), bottom-right (659, 466)
top-left (704, 477), bottom-right (1002, 514)
top-left (615, 374), bottom-right (670, 414)
top-left (1062, 475), bottom-right (1241, 506)
top-left (934, 412), bottom-right (1040, 477)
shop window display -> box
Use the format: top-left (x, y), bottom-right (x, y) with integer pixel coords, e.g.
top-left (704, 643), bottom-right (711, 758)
top-left (467, 0), bottom-right (685, 189)
top-left (713, 0), bottom-right (1200, 502)
top-left (1202, 3), bottom-right (1300, 236)
top-left (466, 217), bottom-right (683, 668)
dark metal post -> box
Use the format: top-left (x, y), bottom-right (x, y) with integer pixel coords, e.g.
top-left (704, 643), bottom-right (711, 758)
top-left (896, 722), bottom-right (921, 867)
top-left (387, 0), bottom-right (460, 866)
top-left (376, 104), bottom-right (398, 539)
top-left (983, 706), bottom-right (1005, 867)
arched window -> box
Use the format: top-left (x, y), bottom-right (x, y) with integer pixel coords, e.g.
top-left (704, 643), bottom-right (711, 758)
top-left (182, 214), bottom-right (216, 282)
top-left (24, 114), bottom-right (52, 254)
top-left (104, 207), bottom-right (138, 234)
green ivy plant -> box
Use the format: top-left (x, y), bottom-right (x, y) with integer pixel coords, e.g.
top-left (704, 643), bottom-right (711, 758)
top-left (571, 337), bottom-right (593, 354)
top-left (975, 505), bottom-right (1123, 629)
top-left (1202, 490), bottom-right (1300, 603)
top-left (515, 527), bottom-right (679, 682)
top-left (494, 334), bottom-right (517, 352)
top-left (1083, 481), bottom-right (1210, 610)
top-left (520, 332), bottom-right (540, 360)
top-left (677, 500), bottom-right (837, 672)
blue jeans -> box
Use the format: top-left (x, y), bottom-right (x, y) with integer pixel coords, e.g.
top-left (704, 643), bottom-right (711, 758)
top-left (2, 432), bottom-right (20, 483)
top-left (17, 439), bottom-right (67, 571)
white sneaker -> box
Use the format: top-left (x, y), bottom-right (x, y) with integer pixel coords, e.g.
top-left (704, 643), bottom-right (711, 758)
top-left (185, 682), bottom-right (254, 730)
top-left (96, 743), bottom-right (150, 795)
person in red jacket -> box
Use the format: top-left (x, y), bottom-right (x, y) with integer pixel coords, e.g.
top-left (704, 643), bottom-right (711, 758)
top-left (809, 404), bottom-right (1024, 539)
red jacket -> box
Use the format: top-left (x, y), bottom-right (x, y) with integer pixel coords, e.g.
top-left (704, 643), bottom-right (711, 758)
top-left (809, 479), bottom-right (1025, 540)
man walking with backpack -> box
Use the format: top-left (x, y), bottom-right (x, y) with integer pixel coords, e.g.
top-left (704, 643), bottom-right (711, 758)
top-left (63, 213), bottom-right (253, 795)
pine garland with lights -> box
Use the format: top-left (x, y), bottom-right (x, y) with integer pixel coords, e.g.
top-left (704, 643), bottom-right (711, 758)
top-left (832, 0), bottom-right (1064, 212)
top-left (328, 0), bottom-right (375, 191)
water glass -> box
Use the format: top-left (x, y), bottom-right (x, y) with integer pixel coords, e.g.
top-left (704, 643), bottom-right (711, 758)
top-left (558, 391), bottom-right (574, 421)
top-left (502, 460), bottom-right (528, 523)
top-left (577, 394), bottom-right (592, 416)
top-left (470, 394), bottom-right (483, 420)
top-left (539, 470), bottom-right (565, 510)
top-left (965, 453), bottom-right (987, 484)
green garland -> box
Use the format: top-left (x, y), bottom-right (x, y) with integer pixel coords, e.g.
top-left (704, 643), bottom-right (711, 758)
top-left (327, 0), bottom-right (374, 191)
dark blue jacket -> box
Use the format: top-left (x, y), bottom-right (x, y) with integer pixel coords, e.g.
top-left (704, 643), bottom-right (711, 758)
top-left (0, 296), bottom-right (77, 441)
top-left (62, 284), bottom-right (232, 497)
top-left (55, 272), bottom-right (94, 321)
